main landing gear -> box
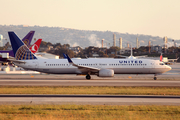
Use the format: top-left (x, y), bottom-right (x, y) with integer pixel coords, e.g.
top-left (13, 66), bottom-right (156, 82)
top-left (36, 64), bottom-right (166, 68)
top-left (86, 74), bottom-right (91, 80)
top-left (154, 74), bottom-right (157, 80)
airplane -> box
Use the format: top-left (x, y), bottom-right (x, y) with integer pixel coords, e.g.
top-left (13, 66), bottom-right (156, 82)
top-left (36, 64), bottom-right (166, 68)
top-left (0, 31), bottom-right (35, 57)
top-left (159, 53), bottom-right (179, 64)
top-left (8, 31), bottom-right (172, 80)
top-left (0, 38), bottom-right (42, 65)
top-left (0, 31), bottom-right (35, 65)
top-left (168, 57), bottom-right (179, 62)
top-left (29, 39), bottom-right (42, 53)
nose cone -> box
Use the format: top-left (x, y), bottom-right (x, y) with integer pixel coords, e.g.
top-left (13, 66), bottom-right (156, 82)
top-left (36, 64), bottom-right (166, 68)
top-left (166, 65), bottom-right (172, 71)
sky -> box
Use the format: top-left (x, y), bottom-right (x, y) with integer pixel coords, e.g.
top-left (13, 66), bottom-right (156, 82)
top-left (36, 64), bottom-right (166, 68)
top-left (1, 0), bottom-right (180, 39)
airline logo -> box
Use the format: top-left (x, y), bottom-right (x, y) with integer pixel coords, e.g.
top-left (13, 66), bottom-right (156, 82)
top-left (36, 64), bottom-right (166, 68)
top-left (23, 39), bottom-right (29, 47)
top-left (119, 60), bottom-right (143, 64)
top-left (30, 44), bottom-right (38, 52)
top-left (15, 45), bottom-right (37, 60)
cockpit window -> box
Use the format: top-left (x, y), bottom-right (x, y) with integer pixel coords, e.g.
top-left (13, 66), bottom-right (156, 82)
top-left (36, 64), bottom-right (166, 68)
top-left (159, 63), bottom-right (165, 65)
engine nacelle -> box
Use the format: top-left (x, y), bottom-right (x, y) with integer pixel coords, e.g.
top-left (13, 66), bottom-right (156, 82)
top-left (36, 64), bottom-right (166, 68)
top-left (98, 69), bottom-right (114, 77)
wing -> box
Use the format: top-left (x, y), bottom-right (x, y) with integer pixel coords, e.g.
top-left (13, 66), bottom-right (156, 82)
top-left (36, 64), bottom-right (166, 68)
top-left (66, 54), bottom-right (100, 72)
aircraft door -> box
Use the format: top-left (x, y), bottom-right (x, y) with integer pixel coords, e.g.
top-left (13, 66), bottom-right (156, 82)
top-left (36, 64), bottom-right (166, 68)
top-left (33, 61), bottom-right (39, 69)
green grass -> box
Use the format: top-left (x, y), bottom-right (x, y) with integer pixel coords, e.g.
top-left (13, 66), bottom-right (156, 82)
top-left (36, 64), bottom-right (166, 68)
top-left (0, 105), bottom-right (179, 120)
top-left (0, 86), bottom-right (180, 95)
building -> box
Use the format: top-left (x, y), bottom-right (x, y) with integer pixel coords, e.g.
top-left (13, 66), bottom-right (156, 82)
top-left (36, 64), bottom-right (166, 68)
top-left (0, 34), bottom-right (3, 47)
top-left (163, 36), bottom-right (168, 48)
top-left (119, 47), bottom-right (131, 54)
top-left (119, 37), bottom-right (122, 49)
top-left (69, 46), bottom-right (81, 54)
top-left (151, 45), bottom-right (162, 53)
top-left (148, 41), bottom-right (151, 53)
top-left (163, 36), bottom-right (168, 53)
top-left (102, 39), bottom-right (104, 48)
top-left (113, 33), bottom-right (116, 46)
top-left (99, 48), bottom-right (107, 53)
top-left (127, 43), bottom-right (130, 48)
top-left (136, 37), bottom-right (139, 48)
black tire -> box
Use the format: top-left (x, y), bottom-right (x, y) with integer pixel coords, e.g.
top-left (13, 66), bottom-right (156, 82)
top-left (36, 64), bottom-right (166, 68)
top-left (154, 77), bottom-right (157, 80)
top-left (86, 74), bottom-right (91, 80)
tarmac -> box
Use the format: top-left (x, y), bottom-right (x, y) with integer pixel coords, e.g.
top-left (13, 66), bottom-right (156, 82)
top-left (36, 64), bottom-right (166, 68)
top-left (0, 63), bottom-right (179, 105)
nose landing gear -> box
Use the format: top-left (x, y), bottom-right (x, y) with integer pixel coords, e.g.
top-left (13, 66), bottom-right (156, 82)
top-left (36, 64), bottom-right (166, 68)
top-left (86, 74), bottom-right (91, 80)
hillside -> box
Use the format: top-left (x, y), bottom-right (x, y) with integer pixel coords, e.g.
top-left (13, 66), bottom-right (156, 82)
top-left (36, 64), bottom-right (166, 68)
top-left (0, 25), bottom-right (178, 48)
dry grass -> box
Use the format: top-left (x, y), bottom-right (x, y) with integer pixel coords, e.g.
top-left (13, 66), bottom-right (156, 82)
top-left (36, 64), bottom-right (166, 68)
top-left (0, 105), bottom-right (179, 120)
top-left (0, 86), bottom-right (180, 95)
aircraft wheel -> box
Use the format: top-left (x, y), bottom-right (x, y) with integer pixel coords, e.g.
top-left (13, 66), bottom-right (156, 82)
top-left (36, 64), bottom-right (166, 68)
top-left (86, 74), bottom-right (91, 80)
top-left (154, 77), bottom-right (157, 80)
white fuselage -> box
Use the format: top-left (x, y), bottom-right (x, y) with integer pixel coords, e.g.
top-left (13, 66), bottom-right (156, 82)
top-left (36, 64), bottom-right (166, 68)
top-left (14, 58), bottom-right (171, 75)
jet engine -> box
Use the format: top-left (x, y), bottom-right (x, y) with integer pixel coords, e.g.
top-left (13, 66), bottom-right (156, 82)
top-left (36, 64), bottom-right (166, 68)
top-left (98, 69), bottom-right (114, 77)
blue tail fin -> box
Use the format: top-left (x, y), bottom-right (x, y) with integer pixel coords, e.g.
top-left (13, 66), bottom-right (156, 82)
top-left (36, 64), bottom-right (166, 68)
top-left (8, 32), bottom-right (37, 60)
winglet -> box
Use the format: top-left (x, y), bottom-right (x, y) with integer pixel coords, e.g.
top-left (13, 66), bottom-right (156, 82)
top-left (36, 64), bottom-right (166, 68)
top-left (66, 54), bottom-right (73, 64)
top-left (63, 53), bottom-right (67, 59)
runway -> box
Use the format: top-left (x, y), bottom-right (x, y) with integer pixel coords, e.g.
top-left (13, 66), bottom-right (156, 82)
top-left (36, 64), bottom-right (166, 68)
top-left (0, 73), bottom-right (180, 87)
top-left (0, 79), bottom-right (180, 86)
top-left (0, 95), bottom-right (179, 105)
top-left (0, 64), bottom-right (180, 86)
top-left (0, 63), bottom-right (179, 87)
top-left (0, 73), bottom-right (180, 80)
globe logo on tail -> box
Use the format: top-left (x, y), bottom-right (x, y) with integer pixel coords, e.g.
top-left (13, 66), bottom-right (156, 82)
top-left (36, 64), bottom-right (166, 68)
top-left (15, 45), bottom-right (37, 60)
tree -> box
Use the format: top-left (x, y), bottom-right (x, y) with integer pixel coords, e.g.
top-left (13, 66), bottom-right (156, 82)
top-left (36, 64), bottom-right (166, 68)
top-left (47, 42), bottom-right (53, 47)
top-left (62, 44), bottom-right (70, 48)
top-left (107, 46), bottom-right (119, 55)
top-left (108, 54), bottom-right (115, 58)
top-left (98, 51), bottom-right (104, 57)
top-left (54, 43), bottom-right (62, 48)
top-left (51, 47), bottom-right (74, 58)
top-left (40, 41), bottom-right (47, 47)
top-left (76, 52), bottom-right (86, 58)
top-left (138, 46), bottom-right (148, 53)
